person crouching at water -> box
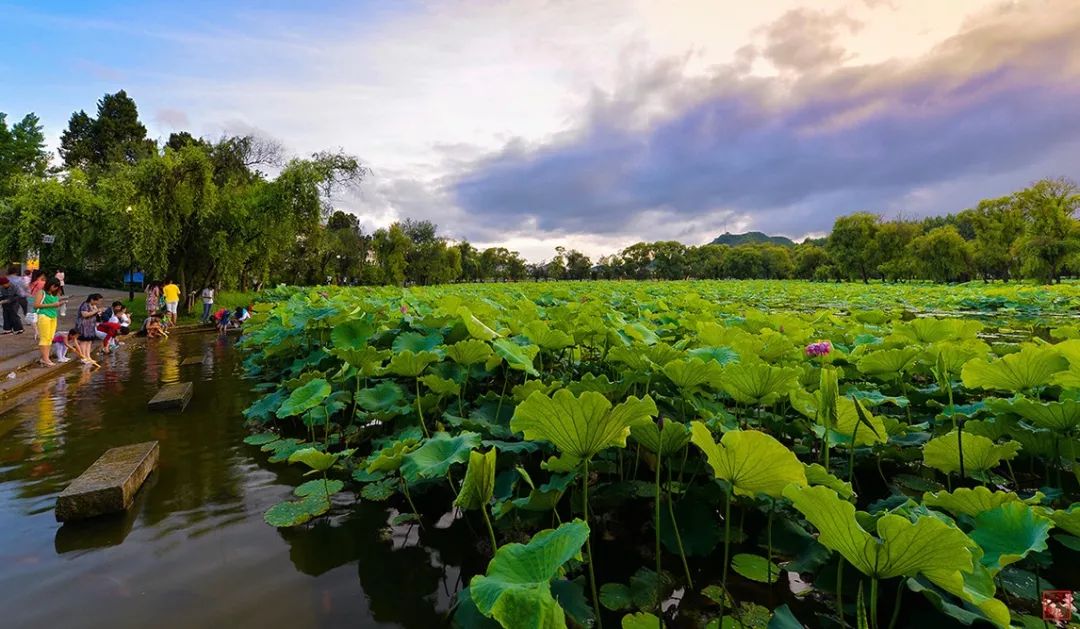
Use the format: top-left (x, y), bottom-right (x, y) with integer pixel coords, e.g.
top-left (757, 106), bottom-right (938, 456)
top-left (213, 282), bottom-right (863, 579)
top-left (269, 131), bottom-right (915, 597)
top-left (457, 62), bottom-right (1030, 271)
top-left (0, 276), bottom-right (24, 335)
top-left (96, 321), bottom-right (123, 354)
top-left (76, 294), bottom-right (104, 364)
top-left (52, 328), bottom-right (79, 363)
top-left (33, 279), bottom-right (69, 367)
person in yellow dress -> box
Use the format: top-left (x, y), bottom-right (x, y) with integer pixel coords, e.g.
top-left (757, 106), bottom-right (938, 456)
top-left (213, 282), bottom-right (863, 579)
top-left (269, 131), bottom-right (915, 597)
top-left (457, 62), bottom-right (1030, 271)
top-left (161, 279), bottom-right (181, 324)
top-left (33, 279), bottom-right (69, 367)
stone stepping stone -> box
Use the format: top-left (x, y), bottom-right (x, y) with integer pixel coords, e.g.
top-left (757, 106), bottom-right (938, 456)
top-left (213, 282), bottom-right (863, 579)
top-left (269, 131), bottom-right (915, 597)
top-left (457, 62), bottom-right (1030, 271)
top-left (55, 441), bottom-right (160, 522)
top-left (148, 381), bottom-right (193, 411)
top-left (180, 356), bottom-right (204, 366)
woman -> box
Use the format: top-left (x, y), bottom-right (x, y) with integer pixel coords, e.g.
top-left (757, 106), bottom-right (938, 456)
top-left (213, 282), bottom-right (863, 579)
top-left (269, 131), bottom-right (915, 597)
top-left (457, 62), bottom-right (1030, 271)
top-left (145, 281), bottom-right (160, 316)
top-left (27, 270), bottom-right (46, 339)
top-left (55, 269), bottom-right (65, 295)
top-left (0, 276), bottom-right (23, 335)
top-left (33, 278), bottom-right (68, 367)
top-left (76, 293), bottom-right (104, 364)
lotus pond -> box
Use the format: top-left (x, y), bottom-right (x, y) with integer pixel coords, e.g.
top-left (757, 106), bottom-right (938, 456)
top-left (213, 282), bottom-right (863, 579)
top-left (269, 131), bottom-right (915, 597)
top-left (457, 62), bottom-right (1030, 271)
top-left (237, 280), bottom-right (1080, 629)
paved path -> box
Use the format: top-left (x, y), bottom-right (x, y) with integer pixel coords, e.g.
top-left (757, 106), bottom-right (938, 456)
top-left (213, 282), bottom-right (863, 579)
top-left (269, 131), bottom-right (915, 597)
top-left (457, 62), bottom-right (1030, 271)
top-left (0, 284), bottom-right (130, 373)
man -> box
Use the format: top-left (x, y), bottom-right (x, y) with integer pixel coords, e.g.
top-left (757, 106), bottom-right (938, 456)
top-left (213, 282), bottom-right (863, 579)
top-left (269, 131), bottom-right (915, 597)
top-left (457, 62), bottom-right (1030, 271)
top-left (6, 267), bottom-right (29, 317)
top-left (161, 279), bottom-right (180, 324)
top-left (200, 285), bottom-right (215, 324)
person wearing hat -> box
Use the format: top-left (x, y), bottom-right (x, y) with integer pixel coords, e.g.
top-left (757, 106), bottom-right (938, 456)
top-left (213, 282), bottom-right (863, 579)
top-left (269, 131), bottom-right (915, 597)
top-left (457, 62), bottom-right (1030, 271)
top-left (0, 275), bottom-right (24, 335)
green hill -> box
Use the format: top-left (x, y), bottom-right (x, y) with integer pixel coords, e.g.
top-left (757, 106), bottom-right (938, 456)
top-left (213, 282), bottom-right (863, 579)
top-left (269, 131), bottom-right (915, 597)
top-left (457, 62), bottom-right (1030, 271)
top-left (709, 231), bottom-right (795, 247)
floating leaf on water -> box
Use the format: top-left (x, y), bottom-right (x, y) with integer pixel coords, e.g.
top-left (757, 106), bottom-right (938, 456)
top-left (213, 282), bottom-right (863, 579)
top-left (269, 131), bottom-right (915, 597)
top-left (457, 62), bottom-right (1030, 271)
top-left (360, 477), bottom-right (398, 501)
top-left (599, 583), bottom-right (633, 611)
top-left (243, 432), bottom-right (279, 446)
top-left (620, 612), bottom-right (661, 629)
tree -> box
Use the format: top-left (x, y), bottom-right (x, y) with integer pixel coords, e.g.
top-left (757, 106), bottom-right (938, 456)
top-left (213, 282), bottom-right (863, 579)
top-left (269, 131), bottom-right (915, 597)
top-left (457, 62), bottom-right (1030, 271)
top-left (909, 226), bottom-right (972, 283)
top-left (1013, 177), bottom-right (1080, 284)
top-left (874, 220), bottom-right (920, 281)
top-left (59, 90), bottom-right (155, 175)
top-left (457, 241), bottom-right (480, 282)
top-left (372, 224), bottom-right (410, 286)
top-left (0, 112), bottom-right (49, 192)
top-left (828, 212), bottom-right (880, 283)
top-left (793, 243), bottom-right (829, 279)
top-left (965, 197), bottom-right (1024, 281)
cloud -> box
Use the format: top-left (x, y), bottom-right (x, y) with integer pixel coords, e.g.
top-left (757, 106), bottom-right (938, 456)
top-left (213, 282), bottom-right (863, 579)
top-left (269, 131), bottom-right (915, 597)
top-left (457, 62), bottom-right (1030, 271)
top-left (154, 107), bottom-right (189, 130)
top-left (452, 0), bottom-right (1080, 243)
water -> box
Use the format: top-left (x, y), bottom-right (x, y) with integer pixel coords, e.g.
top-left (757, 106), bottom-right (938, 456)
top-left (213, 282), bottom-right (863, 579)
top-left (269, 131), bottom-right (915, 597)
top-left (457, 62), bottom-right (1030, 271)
top-left (0, 333), bottom-right (471, 628)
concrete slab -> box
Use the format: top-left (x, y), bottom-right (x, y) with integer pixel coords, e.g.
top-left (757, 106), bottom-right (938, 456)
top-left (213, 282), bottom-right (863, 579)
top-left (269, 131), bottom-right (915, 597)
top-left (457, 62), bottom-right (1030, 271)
top-left (180, 356), bottom-right (204, 366)
top-left (148, 381), bottom-right (193, 411)
top-left (55, 441), bottom-right (160, 522)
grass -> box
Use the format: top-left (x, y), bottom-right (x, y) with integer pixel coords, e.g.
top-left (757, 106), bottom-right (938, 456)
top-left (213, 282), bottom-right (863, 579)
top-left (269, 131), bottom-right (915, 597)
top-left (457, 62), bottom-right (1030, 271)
top-left (120, 290), bottom-right (261, 326)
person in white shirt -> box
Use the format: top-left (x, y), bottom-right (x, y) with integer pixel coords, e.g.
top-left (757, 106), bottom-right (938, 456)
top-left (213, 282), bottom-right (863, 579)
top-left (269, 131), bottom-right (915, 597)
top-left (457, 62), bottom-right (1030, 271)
top-left (200, 286), bottom-right (215, 324)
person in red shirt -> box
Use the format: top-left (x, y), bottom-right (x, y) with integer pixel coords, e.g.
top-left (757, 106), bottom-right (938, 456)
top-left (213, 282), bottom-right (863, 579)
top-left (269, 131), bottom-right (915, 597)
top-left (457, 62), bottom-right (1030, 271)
top-left (96, 321), bottom-right (123, 354)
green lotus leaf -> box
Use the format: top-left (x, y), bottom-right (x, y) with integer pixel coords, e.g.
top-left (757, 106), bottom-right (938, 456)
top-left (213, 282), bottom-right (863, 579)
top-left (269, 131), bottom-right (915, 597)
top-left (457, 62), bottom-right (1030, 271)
top-left (921, 340), bottom-right (990, 376)
top-left (459, 306), bottom-right (501, 341)
top-left (243, 432), bottom-right (280, 446)
top-left (331, 345), bottom-right (387, 375)
top-left (393, 331), bottom-right (444, 354)
top-left (262, 437), bottom-right (309, 463)
top-left (620, 612), bottom-right (660, 629)
top-left (1051, 367), bottom-right (1080, 389)
top-left (523, 321), bottom-right (575, 351)
top-left (446, 339), bottom-right (495, 366)
top-left (689, 422), bottom-right (807, 498)
top-left (892, 318), bottom-right (983, 344)
top-left (731, 553), bottom-right (781, 584)
top-left (492, 338), bottom-right (540, 376)
top-left (420, 374), bottom-right (461, 397)
top-left (510, 390), bottom-right (657, 460)
top-left (384, 350), bottom-right (440, 378)
top-left (456, 448), bottom-right (497, 511)
top-left (264, 499), bottom-right (317, 528)
top-left (921, 561), bottom-right (1011, 628)
top-left (923, 486), bottom-right (1028, 518)
top-left (288, 447), bottom-right (338, 473)
top-left (922, 431), bottom-right (1021, 477)
top-left (599, 583), bottom-right (632, 611)
top-left (469, 520), bottom-right (590, 629)
top-left (718, 362), bottom-right (800, 406)
top-left (986, 396), bottom-right (1080, 432)
top-left (356, 382), bottom-right (407, 417)
top-left (564, 373), bottom-right (620, 396)
top-left (969, 502), bottom-right (1052, 574)
top-left (783, 485), bottom-right (973, 580)
top-left (1050, 504), bottom-right (1080, 536)
top-left (960, 344), bottom-right (1067, 392)
top-left (813, 397), bottom-right (887, 446)
top-left (856, 347), bottom-right (920, 378)
top-left (630, 419), bottom-right (691, 456)
top-left (401, 431), bottom-right (481, 484)
top-left (804, 462), bottom-right (854, 499)
top-left (686, 346), bottom-right (740, 365)
top-left (662, 358), bottom-right (722, 390)
top-left (360, 477), bottom-right (398, 501)
top-left (330, 318), bottom-right (374, 350)
top-left (513, 380), bottom-right (558, 403)
top-left (276, 378), bottom-right (331, 418)
top-left (294, 478), bottom-right (344, 498)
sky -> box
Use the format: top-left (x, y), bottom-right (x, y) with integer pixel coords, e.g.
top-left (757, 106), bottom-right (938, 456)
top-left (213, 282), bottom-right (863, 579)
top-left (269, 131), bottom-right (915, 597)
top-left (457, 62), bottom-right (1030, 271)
top-left (2, 0), bottom-right (1079, 261)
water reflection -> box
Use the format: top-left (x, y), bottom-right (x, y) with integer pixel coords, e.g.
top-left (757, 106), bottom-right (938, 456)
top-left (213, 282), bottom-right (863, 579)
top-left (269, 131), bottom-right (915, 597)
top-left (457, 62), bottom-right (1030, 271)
top-left (0, 332), bottom-right (482, 628)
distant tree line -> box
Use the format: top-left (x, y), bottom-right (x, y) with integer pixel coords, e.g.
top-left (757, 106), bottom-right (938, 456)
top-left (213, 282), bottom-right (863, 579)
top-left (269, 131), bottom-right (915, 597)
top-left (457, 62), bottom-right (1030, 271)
top-left (3, 91), bottom-right (1078, 292)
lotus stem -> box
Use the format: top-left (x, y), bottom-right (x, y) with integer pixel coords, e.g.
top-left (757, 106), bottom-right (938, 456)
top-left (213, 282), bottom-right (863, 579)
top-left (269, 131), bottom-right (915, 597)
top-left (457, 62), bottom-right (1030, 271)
top-left (887, 579), bottom-right (904, 629)
top-left (766, 499), bottom-right (774, 597)
top-left (957, 423), bottom-right (965, 480)
top-left (720, 483), bottom-right (733, 625)
top-left (458, 366), bottom-right (469, 417)
top-left (836, 559), bottom-right (845, 626)
top-left (667, 465), bottom-right (693, 588)
top-left (582, 458), bottom-right (603, 629)
top-left (848, 420), bottom-right (861, 483)
top-left (481, 504), bottom-right (498, 554)
top-left (415, 377), bottom-right (430, 438)
top-left (401, 478), bottom-right (423, 529)
top-left (870, 577), bottom-right (879, 629)
top-left (494, 372), bottom-right (509, 425)
top-left (655, 447), bottom-right (663, 598)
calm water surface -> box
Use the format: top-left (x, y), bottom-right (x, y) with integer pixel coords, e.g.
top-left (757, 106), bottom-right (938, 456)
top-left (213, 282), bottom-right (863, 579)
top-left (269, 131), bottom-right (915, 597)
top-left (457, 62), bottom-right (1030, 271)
top-left (0, 334), bottom-right (471, 629)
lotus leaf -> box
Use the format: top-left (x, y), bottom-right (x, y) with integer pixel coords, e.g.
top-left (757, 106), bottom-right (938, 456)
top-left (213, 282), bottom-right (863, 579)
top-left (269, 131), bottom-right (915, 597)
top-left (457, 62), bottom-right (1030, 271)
top-left (922, 432), bottom-right (1021, 477)
top-left (288, 447), bottom-right (339, 473)
top-left (330, 318), bottom-right (374, 349)
top-left (630, 419), bottom-right (690, 456)
top-left (446, 338), bottom-right (495, 366)
top-left (969, 502), bottom-right (1051, 574)
top-left (687, 346), bottom-right (740, 365)
top-left (689, 422), bottom-right (807, 498)
top-left (469, 520), bottom-right (590, 629)
top-left (731, 553), bottom-right (781, 584)
top-left (510, 390), bottom-right (657, 461)
top-left (1050, 504), bottom-right (1080, 536)
top-left (523, 321), bottom-right (575, 351)
top-left (401, 431), bottom-right (481, 484)
top-left (804, 463), bottom-right (854, 499)
top-left (492, 338), bottom-right (540, 376)
top-left (384, 350), bottom-right (440, 378)
top-left (459, 306), bottom-right (501, 341)
top-left (356, 381), bottom-right (408, 414)
top-left (783, 485), bottom-right (973, 580)
top-left (456, 448), bottom-right (497, 510)
top-left (662, 358), bottom-right (722, 390)
top-left (620, 612), bottom-right (660, 629)
top-left (923, 486), bottom-right (1027, 518)
top-left (960, 345), bottom-right (1067, 392)
top-left (856, 347), bottom-right (919, 378)
top-left (276, 378), bottom-right (331, 418)
top-left (719, 362), bottom-right (800, 406)
top-left (986, 396), bottom-right (1080, 432)
top-left (421, 374), bottom-right (461, 397)
top-left (893, 318), bottom-right (982, 343)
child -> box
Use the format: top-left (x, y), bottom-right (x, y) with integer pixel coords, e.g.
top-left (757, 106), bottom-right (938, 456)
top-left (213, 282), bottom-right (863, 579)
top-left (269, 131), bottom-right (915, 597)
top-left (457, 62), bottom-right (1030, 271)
top-left (52, 329), bottom-right (79, 363)
top-left (96, 321), bottom-right (123, 353)
top-left (215, 307), bottom-right (232, 333)
top-left (143, 315), bottom-right (166, 339)
top-left (118, 307), bottom-right (132, 334)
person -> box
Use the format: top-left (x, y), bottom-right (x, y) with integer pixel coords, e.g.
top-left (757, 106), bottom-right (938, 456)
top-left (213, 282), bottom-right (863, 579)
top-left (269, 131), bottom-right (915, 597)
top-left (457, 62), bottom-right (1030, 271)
top-left (105, 301), bottom-right (124, 324)
top-left (76, 294), bottom-right (104, 364)
top-left (142, 314), bottom-right (165, 338)
top-left (52, 328), bottom-right (78, 363)
top-left (6, 266), bottom-right (29, 317)
top-left (215, 307), bottom-right (232, 333)
top-left (33, 278), bottom-right (68, 367)
top-left (27, 270), bottom-right (47, 340)
top-left (145, 281), bottom-right (161, 315)
top-left (234, 305), bottom-right (252, 327)
top-left (162, 279), bottom-right (180, 324)
top-left (0, 276), bottom-right (24, 335)
top-left (96, 321), bottom-right (123, 354)
top-left (55, 268), bottom-right (65, 295)
top-left (118, 307), bottom-right (132, 334)
top-left (200, 285), bottom-right (215, 324)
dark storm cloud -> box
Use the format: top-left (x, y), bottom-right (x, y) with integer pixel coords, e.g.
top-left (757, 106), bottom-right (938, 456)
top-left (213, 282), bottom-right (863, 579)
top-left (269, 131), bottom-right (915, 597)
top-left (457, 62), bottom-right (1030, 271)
top-left (453, 1), bottom-right (1080, 237)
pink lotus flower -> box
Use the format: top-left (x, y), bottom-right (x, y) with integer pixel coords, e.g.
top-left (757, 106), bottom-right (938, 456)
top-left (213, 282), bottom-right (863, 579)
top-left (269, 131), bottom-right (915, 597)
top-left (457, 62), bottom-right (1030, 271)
top-left (400, 304), bottom-right (408, 315)
top-left (805, 341), bottom-right (832, 358)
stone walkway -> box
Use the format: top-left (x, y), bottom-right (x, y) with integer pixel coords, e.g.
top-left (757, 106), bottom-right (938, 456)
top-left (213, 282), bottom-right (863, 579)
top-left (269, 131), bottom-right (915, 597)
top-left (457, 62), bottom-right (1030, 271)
top-left (0, 284), bottom-right (131, 375)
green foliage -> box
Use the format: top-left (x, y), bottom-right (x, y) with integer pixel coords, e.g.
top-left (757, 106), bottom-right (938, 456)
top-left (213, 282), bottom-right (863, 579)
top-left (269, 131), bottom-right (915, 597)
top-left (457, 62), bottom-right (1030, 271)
top-left (922, 432), bottom-right (1021, 477)
top-left (456, 449), bottom-right (497, 510)
top-left (510, 390), bottom-right (657, 461)
top-left (690, 422), bottom-right (807, 498)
